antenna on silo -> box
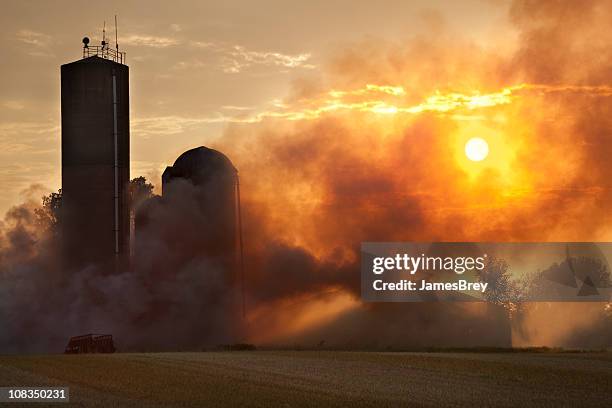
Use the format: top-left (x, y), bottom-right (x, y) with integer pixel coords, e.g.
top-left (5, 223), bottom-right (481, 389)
top-left (82, 20), bottom-right (125, 63)
top-left (115, 15), bottom-right (119, 53)
top-left (101, 20), bottom-right (108, 51)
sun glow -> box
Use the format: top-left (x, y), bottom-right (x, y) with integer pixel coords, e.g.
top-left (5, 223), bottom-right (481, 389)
top-left (465, 137), bottom-right (489, 162)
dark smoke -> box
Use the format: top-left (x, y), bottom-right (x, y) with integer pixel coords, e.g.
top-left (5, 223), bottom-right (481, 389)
top-left (0, 180), bottom-right (243, 353)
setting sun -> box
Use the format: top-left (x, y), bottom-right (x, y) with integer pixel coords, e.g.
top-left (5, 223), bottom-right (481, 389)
top-left (465, 137), bottom-right (489, 162)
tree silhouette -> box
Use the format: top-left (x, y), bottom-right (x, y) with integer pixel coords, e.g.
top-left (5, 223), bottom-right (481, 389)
top-left (34, 176), bottom-right (154, 234)
top-left (35, 189), bottom-right (62, 235)
top-left (129, 176), bottom-right (155, 211)
top-left (478, 257), bottom-right (525, 314)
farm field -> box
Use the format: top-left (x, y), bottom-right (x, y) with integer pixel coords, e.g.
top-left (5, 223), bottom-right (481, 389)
top-left (0, 351), bottom-right (610, 407)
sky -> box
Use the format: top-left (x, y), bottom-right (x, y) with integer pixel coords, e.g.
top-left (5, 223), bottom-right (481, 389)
top-left (0, 0), bottom-right (511, 215)
top-left (1, 0), bottom-right (611, 349)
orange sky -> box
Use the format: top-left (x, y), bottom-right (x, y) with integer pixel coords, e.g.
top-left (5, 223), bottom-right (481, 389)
top-left (1, 0), bottom-right (611, 241)
top-left (0, 0), bottom-right (512, 215)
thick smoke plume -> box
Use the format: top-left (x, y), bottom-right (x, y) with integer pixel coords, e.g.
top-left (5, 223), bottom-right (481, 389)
top-left (218, 0), bottom-right (612, 347)
top-left (0, 183), bottom-right (243, 353)
top-left (1, 0), bottom-right (611, 352)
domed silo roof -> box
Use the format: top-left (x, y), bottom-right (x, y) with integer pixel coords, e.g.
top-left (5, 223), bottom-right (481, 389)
top-left (162, 146), bottom-right (236, 190)
top-left (155, 145), bottom-right (239, 261)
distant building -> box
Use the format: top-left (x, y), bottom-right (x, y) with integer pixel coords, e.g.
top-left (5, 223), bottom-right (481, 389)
top-left (61, 41), bottom-right (130, 269)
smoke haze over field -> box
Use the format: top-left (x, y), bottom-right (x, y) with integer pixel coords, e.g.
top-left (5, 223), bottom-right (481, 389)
top-left (1, 0), bottom-right (611, 352)
top-left (220, 0), bottom-right (612, 346)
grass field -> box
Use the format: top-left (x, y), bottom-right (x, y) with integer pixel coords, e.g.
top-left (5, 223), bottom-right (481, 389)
top-left (0, 351), bottom-right (610, 407)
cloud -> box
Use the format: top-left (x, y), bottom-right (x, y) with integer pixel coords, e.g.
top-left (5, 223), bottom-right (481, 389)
top-left (222, 45), bottom-right (314, 73)
top-left (132, 115), bottom-right (228, 138)
top-left (122, 34), bottom-right (180, 48)
top-left (16, 29), bottom-right (51, 47)
top-left (15, 29), bottom-right (54, 57)
top-left (182, 41), bottom-right (315, 73)
top-left (221, 105), bottom-right (255, 111)
top-left (0, 121), bottom-right (58, 138)
top-left (2, 101), bottom-right (25, 110)
top-left (121, 33), bottom-right (312, 71)
top-left (190, 40), bottom-right (214, 48)
top-left (134, 82), bottom-right (611, 131)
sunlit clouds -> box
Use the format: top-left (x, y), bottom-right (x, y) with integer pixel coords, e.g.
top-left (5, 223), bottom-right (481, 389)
top-left (173, 42), bottom-right (315, 73)
top-left (15, 29), bottom-right (54, 57)
top-left (131, 82), bottom-right (612, 130)
top-left (16, 29), bottom-right (52, 47)
top-left (121, 34), bottom-right (180, 48)
top-left (222, 45), bottom-right (314, 73)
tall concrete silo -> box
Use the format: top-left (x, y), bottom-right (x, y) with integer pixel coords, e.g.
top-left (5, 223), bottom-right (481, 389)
top-left (61, 39), bottom-right (130, 269)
